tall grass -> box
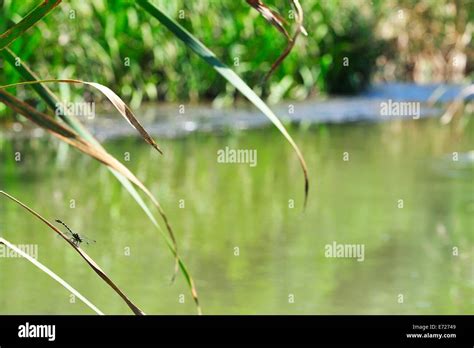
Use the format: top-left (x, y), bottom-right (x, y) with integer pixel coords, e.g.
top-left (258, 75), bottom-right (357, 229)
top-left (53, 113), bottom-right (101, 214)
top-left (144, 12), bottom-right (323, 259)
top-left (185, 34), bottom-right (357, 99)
top-left (1, 0), bottom-right (201, 314)
top-left (137, 0), bottom-right (309, 206)
top-left (0, 0), bottom-right (310, 314)
top-left (1, 191), bottom-right (143, 315)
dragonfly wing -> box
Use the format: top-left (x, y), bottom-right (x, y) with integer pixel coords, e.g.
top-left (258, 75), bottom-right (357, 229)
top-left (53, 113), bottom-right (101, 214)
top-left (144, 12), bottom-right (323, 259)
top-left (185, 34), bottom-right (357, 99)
top-left (81, 235), bottom-right (96, 244)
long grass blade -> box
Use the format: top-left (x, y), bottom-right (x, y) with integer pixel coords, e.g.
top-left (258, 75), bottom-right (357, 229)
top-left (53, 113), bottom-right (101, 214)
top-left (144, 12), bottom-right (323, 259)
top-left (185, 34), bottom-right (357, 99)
top-left (109, 170), bottom-right (201, 313)
top-left (1, 49), bottom-right (89, 134)
top-left (2, 50), bottom-right (201, 314)
top-left (0, 237), bottom-right (104, 315)
top-left (0, 89), bottom-right (179, 272)
top-left (0, 191), bottom-right (145, 315)
top-left (0, 90), bottom-right (172, 238)
top-left (137, 0), bottom-right (309, 208)
top-left (0, 79), bottom-right (163, 154)
top-left (0, 0), bottom-right (62, 51)
top-left (0, 90), bottom-right (189, 310)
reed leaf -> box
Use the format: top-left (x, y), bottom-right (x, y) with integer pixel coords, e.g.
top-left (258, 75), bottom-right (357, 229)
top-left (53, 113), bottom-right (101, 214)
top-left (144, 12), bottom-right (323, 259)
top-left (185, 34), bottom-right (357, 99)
top-left (1, 77), bottom-right (178, 280)
top-left (261, 0), bottom-right (307, 82)
top-left (0, 79), bottom-right (163, 154)
top-left (2, 49), bottom-right (201, 314)
top-left (0, 237), bottom-right (104, 315)
top-left (0, 191), bottom-right (145, 315)
top-left (246, 0), bottom-right (291, 40)
top-left (137, 0), bottom-right (309, 208)
top-left (0, 0), bottom-right (62, 51)
top-left (1, 48), bottom-right (89, 134)
top-left (0, 89), bottom-right (177, 261)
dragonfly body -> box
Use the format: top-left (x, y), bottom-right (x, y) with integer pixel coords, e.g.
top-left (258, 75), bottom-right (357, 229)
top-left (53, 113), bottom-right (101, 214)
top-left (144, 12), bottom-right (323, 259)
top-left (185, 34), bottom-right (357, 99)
top-left (55, 219), bottom-right (95, 247)
top-left (70, 232), bottom-right (83, 246)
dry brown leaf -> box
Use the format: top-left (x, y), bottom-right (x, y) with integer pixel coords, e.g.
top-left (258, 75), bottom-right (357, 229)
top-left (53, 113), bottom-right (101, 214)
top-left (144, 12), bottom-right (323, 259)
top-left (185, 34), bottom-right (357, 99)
top-left (0, 79), bottom-right (163, 154)
top-left (247, 0), bottom-right (307, 82)
top-left (246, 0), bottom-right (291, 40)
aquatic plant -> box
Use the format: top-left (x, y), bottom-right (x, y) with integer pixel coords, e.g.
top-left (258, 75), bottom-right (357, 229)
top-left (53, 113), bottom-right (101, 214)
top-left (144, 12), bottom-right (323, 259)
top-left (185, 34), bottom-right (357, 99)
top-left (0, 0), bottom-right (309, 314)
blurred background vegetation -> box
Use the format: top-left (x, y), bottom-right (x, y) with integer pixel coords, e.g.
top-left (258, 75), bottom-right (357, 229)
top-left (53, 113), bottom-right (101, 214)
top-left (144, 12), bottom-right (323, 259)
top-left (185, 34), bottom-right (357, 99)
top-left (0, 0), bottom-right (472, 112)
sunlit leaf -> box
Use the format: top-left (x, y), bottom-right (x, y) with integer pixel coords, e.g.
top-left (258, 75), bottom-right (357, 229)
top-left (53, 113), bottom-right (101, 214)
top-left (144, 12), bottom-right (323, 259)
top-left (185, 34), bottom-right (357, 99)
top-left (0, 1), bottom-right (62, 51)
top-left (137, 0), bottom-right (309, 208)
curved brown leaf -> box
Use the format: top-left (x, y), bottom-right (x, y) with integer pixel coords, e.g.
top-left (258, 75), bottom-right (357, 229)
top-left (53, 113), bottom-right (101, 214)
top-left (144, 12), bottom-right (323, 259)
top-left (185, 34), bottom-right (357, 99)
top-left (247, 0), bottom-right (308, 82)
top-left (246, 0), bottom-right (290, 40)
top-left (0, 79), bottom-right (163, 154)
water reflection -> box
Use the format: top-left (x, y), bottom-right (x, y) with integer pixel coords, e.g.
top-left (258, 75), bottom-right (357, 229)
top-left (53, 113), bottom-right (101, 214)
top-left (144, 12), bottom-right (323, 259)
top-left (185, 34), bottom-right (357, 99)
top-left (1, 119), bottom-right (472, 314)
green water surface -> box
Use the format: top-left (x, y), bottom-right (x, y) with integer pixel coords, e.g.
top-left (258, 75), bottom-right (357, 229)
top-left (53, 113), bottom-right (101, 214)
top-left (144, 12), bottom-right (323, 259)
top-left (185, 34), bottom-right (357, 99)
top-left (1, 118), bottom-right (473, 314)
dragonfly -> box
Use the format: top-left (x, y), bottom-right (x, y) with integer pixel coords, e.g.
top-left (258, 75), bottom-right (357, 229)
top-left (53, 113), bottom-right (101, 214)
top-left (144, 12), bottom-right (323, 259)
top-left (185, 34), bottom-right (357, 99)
top-left (55, 219), bottom-right (96, 247)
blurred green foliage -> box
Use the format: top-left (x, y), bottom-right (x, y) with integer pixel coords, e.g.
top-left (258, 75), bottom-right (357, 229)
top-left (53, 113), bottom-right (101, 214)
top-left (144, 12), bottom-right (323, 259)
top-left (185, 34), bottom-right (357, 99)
top-left (0, 0), bottom-right (471, 111)
top-left (0, 0), bottom-right (383, 108)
